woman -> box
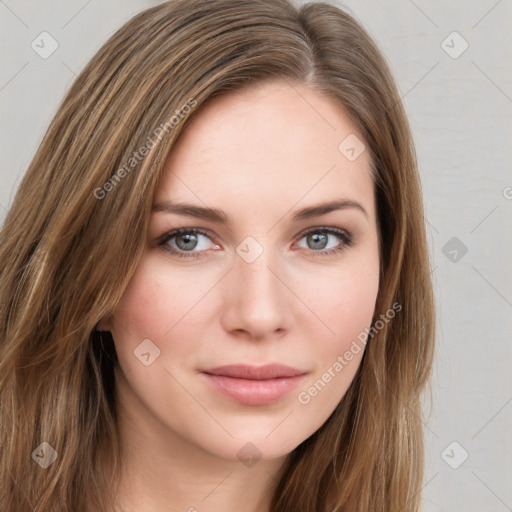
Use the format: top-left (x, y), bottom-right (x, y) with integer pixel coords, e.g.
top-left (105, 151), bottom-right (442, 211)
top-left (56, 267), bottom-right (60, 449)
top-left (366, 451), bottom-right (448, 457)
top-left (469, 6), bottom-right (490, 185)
top-left (0, 0), bottom-right (435, 511)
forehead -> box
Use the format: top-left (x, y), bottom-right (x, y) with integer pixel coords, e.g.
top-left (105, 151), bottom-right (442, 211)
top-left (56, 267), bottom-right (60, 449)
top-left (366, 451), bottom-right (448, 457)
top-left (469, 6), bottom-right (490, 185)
top-left (156, 80), bottom-right (375, 222)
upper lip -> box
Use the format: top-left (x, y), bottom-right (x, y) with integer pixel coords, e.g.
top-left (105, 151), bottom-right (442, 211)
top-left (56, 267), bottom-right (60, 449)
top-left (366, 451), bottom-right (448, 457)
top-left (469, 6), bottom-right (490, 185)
top-left (202, 364), bottom-right (307, 380)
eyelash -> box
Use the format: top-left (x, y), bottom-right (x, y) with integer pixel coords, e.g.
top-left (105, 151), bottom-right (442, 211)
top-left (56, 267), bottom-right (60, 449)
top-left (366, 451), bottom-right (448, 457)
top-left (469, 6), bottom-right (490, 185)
top-left (157, 227), bottom-right (354, 260)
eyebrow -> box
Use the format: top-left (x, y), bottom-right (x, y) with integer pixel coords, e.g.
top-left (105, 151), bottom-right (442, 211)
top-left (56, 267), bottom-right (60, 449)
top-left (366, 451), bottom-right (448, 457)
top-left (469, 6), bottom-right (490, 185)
top-left (152, 198), bottom-right (369, 223)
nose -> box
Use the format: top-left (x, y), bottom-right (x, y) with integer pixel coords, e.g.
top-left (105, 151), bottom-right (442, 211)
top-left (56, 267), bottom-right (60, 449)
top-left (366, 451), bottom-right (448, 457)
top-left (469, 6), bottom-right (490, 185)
top-left (219, 244), bottom-right (293, 341)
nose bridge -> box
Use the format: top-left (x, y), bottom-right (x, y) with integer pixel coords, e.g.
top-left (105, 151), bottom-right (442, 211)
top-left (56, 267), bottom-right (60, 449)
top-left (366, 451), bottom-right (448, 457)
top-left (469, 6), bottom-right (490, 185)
top-left (221, 235), bottom-right (291, 337)
top-left (235, 237), bottom-right (283, 306)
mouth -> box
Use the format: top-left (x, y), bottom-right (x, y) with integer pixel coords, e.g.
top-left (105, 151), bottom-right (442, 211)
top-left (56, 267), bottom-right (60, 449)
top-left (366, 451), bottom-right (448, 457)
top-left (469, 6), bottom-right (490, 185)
top-left (200, 364), bottom-right (308, 406)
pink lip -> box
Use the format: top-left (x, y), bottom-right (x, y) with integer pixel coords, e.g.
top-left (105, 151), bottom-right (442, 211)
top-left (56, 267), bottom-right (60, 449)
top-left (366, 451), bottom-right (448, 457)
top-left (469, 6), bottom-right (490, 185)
top-left (201, 364), bottom-right (308, 406)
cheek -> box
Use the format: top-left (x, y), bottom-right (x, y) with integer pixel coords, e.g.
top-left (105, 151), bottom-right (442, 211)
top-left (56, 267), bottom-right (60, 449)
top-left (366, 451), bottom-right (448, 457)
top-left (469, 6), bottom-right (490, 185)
top-left (111, 253), bottom-right (211, 341)
top-left (292, 254), bottom-right (379, 422)
top-left (294, 248), bottom-right (379, 343)
top-left (293, 294), bottom-right (371, 436)
top-left (314, 271), bottom-right (378, 338)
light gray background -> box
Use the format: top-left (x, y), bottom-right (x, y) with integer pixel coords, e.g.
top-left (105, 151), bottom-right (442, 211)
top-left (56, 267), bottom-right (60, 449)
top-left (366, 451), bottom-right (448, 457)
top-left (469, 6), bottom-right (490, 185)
top-left (1, 1), bottom-right (511, 510)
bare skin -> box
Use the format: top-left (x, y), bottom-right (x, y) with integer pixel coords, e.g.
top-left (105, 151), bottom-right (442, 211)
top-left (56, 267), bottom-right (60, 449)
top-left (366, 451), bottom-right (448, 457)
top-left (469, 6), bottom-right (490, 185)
top-left (96, 80), bottom-right (380, 512)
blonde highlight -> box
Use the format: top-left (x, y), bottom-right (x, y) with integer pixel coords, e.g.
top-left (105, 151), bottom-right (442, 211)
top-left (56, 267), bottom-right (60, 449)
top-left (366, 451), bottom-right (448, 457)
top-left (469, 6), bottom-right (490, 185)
top-left (0, 1), bottom-right (435, 511)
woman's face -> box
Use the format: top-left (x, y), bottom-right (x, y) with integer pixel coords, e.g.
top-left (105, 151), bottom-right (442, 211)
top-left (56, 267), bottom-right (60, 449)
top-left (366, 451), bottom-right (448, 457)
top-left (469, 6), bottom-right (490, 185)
top-left (107, 80), bottom-right (380, 463)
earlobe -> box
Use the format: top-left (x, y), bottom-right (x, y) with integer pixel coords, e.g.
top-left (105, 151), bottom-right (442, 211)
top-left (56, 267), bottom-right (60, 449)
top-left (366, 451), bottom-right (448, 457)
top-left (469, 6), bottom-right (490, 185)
top-left (95, 318), bottom-right (112, 332)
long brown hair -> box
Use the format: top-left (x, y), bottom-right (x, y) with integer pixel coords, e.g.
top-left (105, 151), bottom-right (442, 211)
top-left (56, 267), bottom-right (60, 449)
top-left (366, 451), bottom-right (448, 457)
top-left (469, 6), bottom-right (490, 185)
top-left (0, 1), bottom-right (435, 510)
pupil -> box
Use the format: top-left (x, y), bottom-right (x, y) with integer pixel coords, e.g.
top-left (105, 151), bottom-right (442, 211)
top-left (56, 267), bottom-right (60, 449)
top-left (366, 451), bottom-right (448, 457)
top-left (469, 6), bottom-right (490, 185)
top-left (309, 233), bottom-right (327, 250)
top-left (177, 233), bottom-right (197, 250)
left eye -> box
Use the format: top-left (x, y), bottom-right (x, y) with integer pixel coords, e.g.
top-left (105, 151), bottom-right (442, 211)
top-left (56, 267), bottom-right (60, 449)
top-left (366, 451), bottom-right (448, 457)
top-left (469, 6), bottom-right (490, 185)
top-left (296, 227), bottom-right (353, 255)
top-left (158, 227), bottom-right (353, 259)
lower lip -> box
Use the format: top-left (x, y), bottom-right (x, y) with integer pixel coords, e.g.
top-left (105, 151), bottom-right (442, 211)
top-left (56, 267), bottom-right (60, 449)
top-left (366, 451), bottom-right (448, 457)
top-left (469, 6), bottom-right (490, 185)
top-left (201, 373), bottom-right (306, 406)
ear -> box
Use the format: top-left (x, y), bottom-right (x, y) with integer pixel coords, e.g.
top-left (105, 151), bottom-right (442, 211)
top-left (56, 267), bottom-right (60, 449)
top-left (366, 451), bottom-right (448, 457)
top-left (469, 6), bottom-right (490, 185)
top-left (96, 317), bottom-right (112, 332)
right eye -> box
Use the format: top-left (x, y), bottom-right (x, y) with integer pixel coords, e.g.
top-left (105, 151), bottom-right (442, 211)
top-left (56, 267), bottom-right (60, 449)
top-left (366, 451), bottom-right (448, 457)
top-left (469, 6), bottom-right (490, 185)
top-left (158, 228), bottom-right (220, 259)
